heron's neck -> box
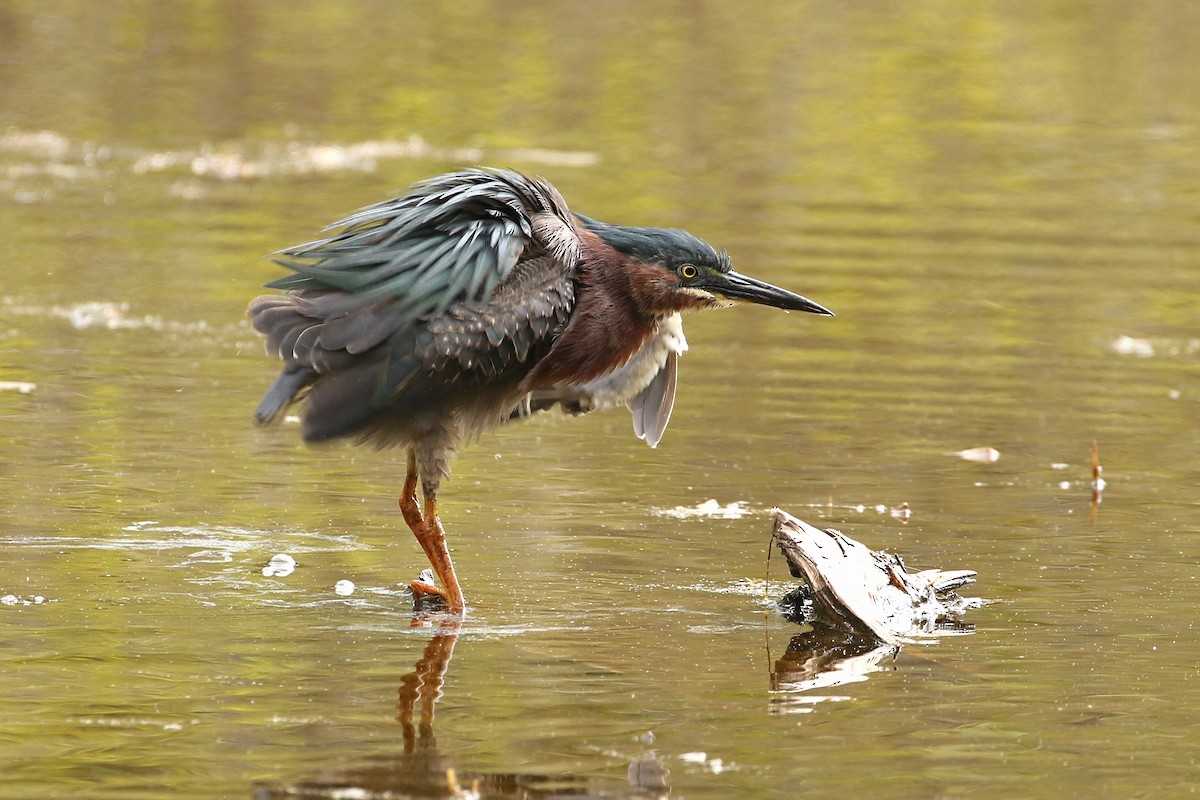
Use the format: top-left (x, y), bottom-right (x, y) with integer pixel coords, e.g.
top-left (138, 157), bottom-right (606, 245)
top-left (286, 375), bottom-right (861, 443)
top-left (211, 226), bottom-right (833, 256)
top-left (521, 231), bottom-right (660, 389)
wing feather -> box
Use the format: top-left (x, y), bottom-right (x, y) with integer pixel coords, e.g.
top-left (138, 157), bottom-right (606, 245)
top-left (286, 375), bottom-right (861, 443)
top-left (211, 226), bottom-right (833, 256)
top-left (628, 349), bottom-right (679, 448)
top-left (265, 168), bottom-right (580, 337)
top-left (248, 168), bottom-right (582, 443)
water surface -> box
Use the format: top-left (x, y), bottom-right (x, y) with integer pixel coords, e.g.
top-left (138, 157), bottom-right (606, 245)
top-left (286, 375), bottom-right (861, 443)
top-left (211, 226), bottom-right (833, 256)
top-left (2, 3), bottom-right (1198, 798)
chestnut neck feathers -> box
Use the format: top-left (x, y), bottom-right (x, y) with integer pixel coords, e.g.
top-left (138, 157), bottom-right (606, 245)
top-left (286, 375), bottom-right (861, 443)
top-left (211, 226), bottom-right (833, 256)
top-left (523, 229), bottom-right (656, 389)
top-left (523, 221), bottom-right (729, 390)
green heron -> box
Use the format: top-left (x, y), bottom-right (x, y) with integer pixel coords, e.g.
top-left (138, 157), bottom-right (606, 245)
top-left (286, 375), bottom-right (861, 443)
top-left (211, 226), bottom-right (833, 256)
top-left (248, 168), bottom-right (832, 613)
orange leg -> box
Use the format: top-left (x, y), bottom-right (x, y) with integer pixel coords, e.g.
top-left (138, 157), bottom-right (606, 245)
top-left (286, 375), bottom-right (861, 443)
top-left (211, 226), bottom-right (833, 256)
top-left (399, 451), bottom-right (465, 613)
top-left (417, 492), bottom-right (464, 613)
top-left (399, 451), bottom-right (439, 567)
top-left (398, 451), bottom-right (424, 531)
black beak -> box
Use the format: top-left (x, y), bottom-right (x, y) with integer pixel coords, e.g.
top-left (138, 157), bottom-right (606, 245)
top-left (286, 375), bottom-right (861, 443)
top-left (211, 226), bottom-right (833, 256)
top-left (710, 271), bottom-right (834, 315)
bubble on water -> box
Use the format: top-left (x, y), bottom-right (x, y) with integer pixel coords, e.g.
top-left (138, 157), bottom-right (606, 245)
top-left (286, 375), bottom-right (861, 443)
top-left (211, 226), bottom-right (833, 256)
top-left (1110, 335), bottom-right (1200, 358)
top-left (1111, 335), bottom-right (1156, 357)
top-left (262, 553), bottom-right (296, 577)
top-left (656, 499), bottom-right (750, 519)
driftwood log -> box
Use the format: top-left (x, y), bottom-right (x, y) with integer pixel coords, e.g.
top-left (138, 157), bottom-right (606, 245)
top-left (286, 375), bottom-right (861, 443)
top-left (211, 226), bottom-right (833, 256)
top-left (772, 508), bottom-right (977, 645)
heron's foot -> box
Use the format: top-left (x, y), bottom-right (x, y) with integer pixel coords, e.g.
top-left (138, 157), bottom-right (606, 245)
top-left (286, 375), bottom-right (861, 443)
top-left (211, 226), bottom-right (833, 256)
top-left (409, 569), bottom-right (455, 615)
top-left (398, 476), bottom-right (466, 614)
top-left (410, 512), bottom-right (466, 614)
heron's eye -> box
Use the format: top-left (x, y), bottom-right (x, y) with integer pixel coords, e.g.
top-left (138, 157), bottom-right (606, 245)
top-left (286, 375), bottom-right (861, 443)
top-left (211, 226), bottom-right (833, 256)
top-left (678, 264), bottom-right (698, 280)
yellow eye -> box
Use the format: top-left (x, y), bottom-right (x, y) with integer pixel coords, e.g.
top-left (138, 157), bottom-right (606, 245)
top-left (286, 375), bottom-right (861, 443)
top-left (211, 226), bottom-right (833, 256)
top-left (679, 264), bottom-right (698, 280)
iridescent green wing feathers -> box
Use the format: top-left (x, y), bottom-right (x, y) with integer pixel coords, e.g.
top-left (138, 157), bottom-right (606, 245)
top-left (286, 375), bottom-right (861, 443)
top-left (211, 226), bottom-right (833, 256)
top-left (267, 168), bottom-right (581, 335)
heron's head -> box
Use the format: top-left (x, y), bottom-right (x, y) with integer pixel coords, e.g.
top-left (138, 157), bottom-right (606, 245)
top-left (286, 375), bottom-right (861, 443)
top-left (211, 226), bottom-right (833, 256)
top-left (580, 217), bottom-right (833, 317)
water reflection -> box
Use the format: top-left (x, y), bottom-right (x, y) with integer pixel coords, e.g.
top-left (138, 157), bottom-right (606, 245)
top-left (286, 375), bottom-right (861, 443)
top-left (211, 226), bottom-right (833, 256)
top-left (396, 620), bottom-right (459, 759)
top-left (768, 614), bottom-right (978, 713)
top-left (1090, 441), bottom-right (1106, 523)
top-left (255, 621), bottom-right (672, 800)
top-left (769, 627), bottom-right (900, 714)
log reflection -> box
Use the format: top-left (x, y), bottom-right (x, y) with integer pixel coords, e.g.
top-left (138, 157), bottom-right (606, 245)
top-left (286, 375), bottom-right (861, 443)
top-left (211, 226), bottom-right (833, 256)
top-left (768, 627), bottom-right (900, 714)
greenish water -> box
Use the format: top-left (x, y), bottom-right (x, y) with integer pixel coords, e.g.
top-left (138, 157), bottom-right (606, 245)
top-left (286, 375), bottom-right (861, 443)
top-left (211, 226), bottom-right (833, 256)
top-left (2, 3), bottom-right (1198, 798)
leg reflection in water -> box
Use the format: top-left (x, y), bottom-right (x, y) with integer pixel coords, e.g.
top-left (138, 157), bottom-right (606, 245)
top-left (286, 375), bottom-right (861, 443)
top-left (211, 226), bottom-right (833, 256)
top-left (396, 618), bottom-right (460, 755)
top-left (255, 619), bottom-right (671, 799)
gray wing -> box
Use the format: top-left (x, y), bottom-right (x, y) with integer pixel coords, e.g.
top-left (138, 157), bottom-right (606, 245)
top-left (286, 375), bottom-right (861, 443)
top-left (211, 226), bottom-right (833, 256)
top-left (628, 348), bottom-right (678, 448)
top-left (263, 168), bottom-right (580, 355)
top-left (248, 252), bottom-right (576, 443)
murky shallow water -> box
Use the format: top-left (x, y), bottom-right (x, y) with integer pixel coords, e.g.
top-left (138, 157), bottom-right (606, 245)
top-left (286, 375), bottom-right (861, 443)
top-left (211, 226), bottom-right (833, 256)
top-left (3, 3), bottom-right (1199, 798)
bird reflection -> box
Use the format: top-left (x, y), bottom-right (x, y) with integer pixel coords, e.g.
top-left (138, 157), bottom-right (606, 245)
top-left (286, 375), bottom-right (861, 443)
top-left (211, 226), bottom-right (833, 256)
top-left (255, 620), bottom-right (670, 799)
top-left (396, 619), bottom-right (459, 756)
top-left (387, 619), bottom-right (466, 796)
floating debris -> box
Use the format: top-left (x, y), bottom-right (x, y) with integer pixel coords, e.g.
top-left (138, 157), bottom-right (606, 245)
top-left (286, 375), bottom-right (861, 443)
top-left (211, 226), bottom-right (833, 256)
top-left (950, 446), bottom-right (1000, 463)
top-left (4, 127), bottom-right (602, 183)
top-left (678, 752), bottom-right (730, 774)
top-left (141, 138), bottom-right (601, 181)
top-left (792, 499), bottom-right (914, 518)
top-left (1, 129), bottom-right (71, 159)
top-left (657, 499), bottom-right (749, 519)
top-left (261, 553), bottom-right (296, 577)
top-left (2, 128), bottom-right (600, 209)
top-left (1110, 335), bottom-right (1157, 357)
top-left (65, 301), bottom-right (142, 330)
top-left (1, 297), bottom-right (232, 336)
top-left (0, 381), bottom-right (36, 394)
top-left (0, 594), bottom-right (46, 606)
top-left (334, 579), bottom-right (356, 597)
top-left (1110, 335), bottom-right (1200, 358)
top-left (771, 509), bottom-right (978, 645)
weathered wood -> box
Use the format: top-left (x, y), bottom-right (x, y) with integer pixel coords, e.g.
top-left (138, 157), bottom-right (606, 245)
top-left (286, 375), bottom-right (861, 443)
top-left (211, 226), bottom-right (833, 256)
top-left (772, 508), bottom-right (977, 644)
